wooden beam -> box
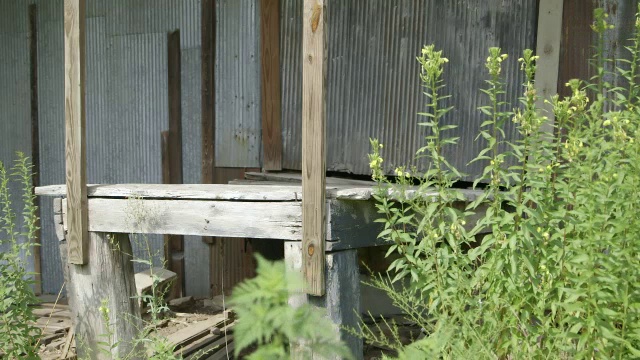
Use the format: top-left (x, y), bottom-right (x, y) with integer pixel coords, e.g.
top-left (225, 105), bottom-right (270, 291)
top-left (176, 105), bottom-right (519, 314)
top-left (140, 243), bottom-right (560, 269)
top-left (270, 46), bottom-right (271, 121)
top-left (29, 3), bottom-right (42, 294)
top-left (534, 0), bottom-right (564, 134)
top-left (201, 0), bottom-right (215, 185)
top-left (302, 0), bottom-right (327, 296)
top-left (166, 30), bottom-right (185, 298)
top-left (63, 232), bottom-right (142, 358)
top-left (168, 30), bottom-right (183, 185)
top-left (63, 0), bottom-right (88, 265)
top-left (557, 0), bottom-right (595, 99)
top-left (260, 0), bottom-right (283, 171)
top-left (61, 198), bottom-right (303, 240)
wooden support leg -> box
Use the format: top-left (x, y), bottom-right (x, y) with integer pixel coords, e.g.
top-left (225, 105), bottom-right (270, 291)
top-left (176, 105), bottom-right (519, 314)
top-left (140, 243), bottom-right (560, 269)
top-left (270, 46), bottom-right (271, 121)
top-left (61, 231), bottom-right (142, 359)
top-left (285, 242), bottom-right (363, 360)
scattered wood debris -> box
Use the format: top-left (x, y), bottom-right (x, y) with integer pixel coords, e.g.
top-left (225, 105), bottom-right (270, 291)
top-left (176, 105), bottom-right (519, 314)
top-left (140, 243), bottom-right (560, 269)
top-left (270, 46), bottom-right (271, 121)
top-left (35, 294), bottom-right (237, 359)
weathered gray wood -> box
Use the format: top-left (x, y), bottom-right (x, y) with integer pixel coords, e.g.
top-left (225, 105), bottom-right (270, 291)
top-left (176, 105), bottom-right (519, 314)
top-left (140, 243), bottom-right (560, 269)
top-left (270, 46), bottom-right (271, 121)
top-left (53, 198), bottom-right (67, 242)
top-left (63, 232), bottom-right (142, 359)
top-left (62, 198), bottom-right (303, 240)
top-left (36, 183), bottom-right (486, 203)
top-left (35, 183), bottom-right (367, 201)
top-left (245, 172), bottom-right (375, 186)
top-left (325, 199), bottom-right (491, 251)
top-left (534, 0), bottom-right (564, 133)
top-left (285, 242), bottom-right (363, 360)
top-left (64, 0), bottom-right (89, 265)
top-left (325, 199), bottom-right (386, 251)
top-left (37, 183), bottom-right (304, 200)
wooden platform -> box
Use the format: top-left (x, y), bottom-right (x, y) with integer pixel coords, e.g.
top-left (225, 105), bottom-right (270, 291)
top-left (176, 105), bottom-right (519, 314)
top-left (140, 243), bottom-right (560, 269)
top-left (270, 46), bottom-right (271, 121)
top-left (35, 177), bottom-right (482, 251)
top-left (35, 173), bottom-right (487, 359)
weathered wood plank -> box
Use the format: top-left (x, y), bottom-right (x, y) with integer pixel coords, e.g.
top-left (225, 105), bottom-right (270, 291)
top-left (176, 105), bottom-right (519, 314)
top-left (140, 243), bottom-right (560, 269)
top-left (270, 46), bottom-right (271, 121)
top-left (285, 242), bottom-right (362, 359)
top-left (302, 0), bottom-right (327, 296)
top-left (35, 183), bottom-right (485, 202)
top-left (37, 183), bottom-right (306, 200)
top-left (167, 30), bottom-right (183, 186)
top-left (64, 232), bottom-right (142, 359)
top-left (63, 0), bottom-right (88, 264)
top-left (166, 31), bottom-right (186, 297)
top-left (62, 198), bottom-right (303, 240)
top-left (201, 0), bottom-right (215, 185)
top-left (167, 311), bottom-right (231, 350)
top-left (260, 0), bottom-right (283, 171)
top-left (534, 0), bottom-right (564, 133)
top-left (245, 171), bottom-right (375, 186)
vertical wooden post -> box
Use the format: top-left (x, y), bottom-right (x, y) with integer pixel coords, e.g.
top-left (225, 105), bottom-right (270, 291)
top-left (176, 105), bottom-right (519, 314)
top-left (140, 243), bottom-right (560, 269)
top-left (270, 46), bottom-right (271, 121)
top-left (166, 30), bottom-right (185, 298)
top-left (260, 0), bottom-right (283, 171)
top-left (64, 0), bottom-right (88, 265)
top-left (202, 0), bottom-right (215, 186)
top-left (557, 0), bottom-right (595, 99)
top-left (302, 0), bottom-right (327, 296)
top-left (534, 0), bottom-right (564, 134)
top-left (66, 232), bottom-right (143, 359)
top-left (29, 4), bottom-right (42, 294)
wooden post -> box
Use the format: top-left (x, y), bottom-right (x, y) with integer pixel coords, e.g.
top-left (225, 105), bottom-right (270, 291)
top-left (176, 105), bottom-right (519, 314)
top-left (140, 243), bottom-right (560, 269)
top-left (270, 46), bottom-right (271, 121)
top-left (557, 0), bottom-right (595, 99)
top-left (201, 0), bottom-right (258, 295)
top-left (165, 30), bottom-right (185, 297)
top-left (64, 0), bottom-right (88, 264)
top-left (285, 242), bottom-right (363, 359)
top-left (64, 232), bottom-right (143, 359)
top-left (201, 0), bottom-right (215, 252)
top-left (534, 0), bottom-right (564, 134)
top-left (202, 0), bottom-right (215, 187)
top-left (29, 3), bottom-right (42, 294)
top-left (301, 0), bottom-right (327, 296)
top-left (260, 0), bottom-right (283, 171)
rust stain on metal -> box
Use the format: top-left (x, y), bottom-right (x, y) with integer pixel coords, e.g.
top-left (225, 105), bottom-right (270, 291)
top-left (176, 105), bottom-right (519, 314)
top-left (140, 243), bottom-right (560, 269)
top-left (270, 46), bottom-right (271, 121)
top-left (310, 3), bottom-right (321, 33)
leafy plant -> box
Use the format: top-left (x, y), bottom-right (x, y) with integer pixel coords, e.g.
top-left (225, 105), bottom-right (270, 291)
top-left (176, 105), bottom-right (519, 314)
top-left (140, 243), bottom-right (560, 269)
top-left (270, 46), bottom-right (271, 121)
top-left (230, 255), bottom-right (353, 360)
top-left (367, 6), bottom-right (640, 359)
top-left (0, 153), bottom-right (41, 359)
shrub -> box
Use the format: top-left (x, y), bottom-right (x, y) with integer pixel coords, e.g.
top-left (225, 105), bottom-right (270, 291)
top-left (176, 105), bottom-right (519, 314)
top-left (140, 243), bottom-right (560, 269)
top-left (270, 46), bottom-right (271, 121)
top-left (0, 153), bottom-right (41, 359)
top-left (367, 6), bottom-right (640, 359)
top-left (231, 255), bottom-right (353, 360)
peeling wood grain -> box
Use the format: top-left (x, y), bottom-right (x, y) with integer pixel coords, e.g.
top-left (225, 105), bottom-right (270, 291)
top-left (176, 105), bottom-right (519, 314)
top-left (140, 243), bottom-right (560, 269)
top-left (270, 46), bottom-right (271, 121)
top-left (260, 0), bottom-right (283, 170)
top-left (64, 0), bottom-right (88, 265)
top-left (62, 198), bottom-right (303, 240)
top-left (302, 0), bottom-right (327, 296)
top-left (534, 0), bottom-right (564, 133)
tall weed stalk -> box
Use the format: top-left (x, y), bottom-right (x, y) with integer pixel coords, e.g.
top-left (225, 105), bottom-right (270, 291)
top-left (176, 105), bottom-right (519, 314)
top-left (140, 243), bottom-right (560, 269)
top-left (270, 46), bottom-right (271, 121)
top-left (0, 153), bottom-right (41, 359)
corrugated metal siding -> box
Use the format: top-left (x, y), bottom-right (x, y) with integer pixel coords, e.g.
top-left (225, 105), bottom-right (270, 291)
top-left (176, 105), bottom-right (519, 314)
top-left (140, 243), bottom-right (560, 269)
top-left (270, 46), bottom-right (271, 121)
top-left (36, 0), bottom-right (66, 294)
top-left (33, 0), bottom-right (205, 293)
top-left (280, 0), bottom-right (538, 179)
top-left (215, 0), bottom-right (261, 167)
top-left (1, 0), bottom-right (260, 295)
top-left (0, 0), bottom-right (35, 275)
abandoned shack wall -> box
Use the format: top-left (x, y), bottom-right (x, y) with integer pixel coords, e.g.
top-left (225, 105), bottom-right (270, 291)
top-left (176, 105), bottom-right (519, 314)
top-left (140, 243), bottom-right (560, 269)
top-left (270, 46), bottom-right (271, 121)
top-left (0, 0), bottom-right (261, 295)
top-left (2, 0), bottom-right (639, 295)
top-left (280, 0), bottom-right (538, 179)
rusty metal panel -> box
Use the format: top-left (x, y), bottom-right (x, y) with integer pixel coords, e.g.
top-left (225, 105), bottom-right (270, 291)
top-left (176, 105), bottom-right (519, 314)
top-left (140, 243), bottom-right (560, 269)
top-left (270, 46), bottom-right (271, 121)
top-left (280, 0), bottom-right (538, 179)
top-left (215, 0), bottom-right (262, 167)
